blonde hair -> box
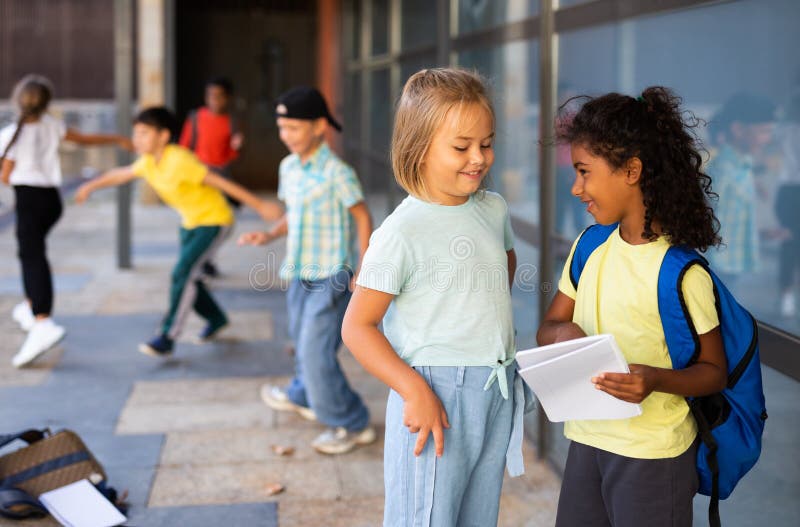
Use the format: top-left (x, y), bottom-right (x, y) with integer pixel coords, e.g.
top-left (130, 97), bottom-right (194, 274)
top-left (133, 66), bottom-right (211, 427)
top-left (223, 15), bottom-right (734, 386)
top-left (391, 68), bottom-right (495, 200)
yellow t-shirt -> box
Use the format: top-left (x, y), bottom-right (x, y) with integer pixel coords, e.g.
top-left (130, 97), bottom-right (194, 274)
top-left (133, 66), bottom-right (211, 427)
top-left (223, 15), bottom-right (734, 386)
top-left (557, 226), bottom-right (719, 459)
top-left (131, 145), bottom-right (233, 229)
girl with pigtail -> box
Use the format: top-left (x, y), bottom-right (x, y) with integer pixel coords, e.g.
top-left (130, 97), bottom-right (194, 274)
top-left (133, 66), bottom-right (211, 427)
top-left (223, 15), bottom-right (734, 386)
top-left (0, 74), bottom-right (131, 368)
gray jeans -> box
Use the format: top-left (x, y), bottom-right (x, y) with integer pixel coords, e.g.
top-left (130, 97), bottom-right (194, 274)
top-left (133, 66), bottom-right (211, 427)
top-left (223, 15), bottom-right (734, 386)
top-left (556, 440), bottom-right (698, 527)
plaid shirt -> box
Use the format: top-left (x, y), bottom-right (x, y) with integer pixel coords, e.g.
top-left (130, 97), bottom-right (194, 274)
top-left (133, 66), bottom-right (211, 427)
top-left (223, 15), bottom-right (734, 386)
top-left (278, 142), bottom-right (364, 280)
top-left (707, 144), bottom-right (759, 275)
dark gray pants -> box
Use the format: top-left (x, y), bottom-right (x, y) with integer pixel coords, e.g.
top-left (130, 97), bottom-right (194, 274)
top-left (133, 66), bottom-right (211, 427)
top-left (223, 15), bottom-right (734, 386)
top-left (556, 440), bottom-right (698, 527)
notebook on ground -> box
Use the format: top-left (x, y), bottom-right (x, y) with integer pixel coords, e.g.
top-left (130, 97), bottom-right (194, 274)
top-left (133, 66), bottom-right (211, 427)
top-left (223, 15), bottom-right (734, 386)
top-left (517, 334), bottom-right (642, 422)
top-left (38, 479), bottom-right (126, 527)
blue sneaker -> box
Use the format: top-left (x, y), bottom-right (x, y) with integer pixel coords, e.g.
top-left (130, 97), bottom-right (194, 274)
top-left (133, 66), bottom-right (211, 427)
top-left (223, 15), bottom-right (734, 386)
top-left (138, 335), bottom-right (174, 357)
top-left (195, 318), bottom-right (228, 343)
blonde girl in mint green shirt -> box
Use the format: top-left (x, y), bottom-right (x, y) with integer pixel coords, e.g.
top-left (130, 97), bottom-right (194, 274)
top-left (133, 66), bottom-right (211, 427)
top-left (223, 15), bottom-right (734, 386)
top-left (342, 68), bottom-right (530, 527)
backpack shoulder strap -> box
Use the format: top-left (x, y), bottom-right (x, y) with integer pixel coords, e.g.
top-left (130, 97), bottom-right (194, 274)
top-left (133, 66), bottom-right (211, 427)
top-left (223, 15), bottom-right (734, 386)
top-left (0, 430), bottom-right (46, 450)
top-left (188, 109), bottom-right (199, 151)
top-left (568, 223), bottom-right (618, 289)
top-left (657, 246), bottom-right (709, 369)
top-left (0, 487), bottom-right (46, 520)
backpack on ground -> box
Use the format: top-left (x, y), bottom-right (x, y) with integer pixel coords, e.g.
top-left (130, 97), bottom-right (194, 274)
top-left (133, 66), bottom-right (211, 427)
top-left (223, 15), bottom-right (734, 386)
top-left (0, 428), bottom-right (123, 520)
top-left (568, 223), bottom-right (767, 527)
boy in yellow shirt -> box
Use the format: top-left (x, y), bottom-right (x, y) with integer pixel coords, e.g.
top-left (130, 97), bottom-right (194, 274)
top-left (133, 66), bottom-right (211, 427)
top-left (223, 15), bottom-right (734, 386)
top-left (76, 107), bottom-right (281, 356)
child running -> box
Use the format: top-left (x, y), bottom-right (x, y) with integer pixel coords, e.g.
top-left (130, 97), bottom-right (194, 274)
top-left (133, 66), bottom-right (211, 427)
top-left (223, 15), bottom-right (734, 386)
top-left (0, 74), bottom-right (131, 368)
top-left (76, 106), bottom-right (281, 357)
top-left (538, 87), bottom-right (728, 527)
top-left (341, 68), bottom-right (528, 526)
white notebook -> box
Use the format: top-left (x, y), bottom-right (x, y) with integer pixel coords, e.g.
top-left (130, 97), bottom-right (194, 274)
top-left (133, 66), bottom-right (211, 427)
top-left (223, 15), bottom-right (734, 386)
top-left (38, 479), bottom-right (127, 527)
top-left (517, 334), bottom-right (642, 422)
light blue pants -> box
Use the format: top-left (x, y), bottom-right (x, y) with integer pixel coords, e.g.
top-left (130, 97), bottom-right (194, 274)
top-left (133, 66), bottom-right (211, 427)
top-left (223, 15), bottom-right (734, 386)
top-left (383, 365), bottom-right (516, 527)
top-left (284, 270), bottom-right (370, 432)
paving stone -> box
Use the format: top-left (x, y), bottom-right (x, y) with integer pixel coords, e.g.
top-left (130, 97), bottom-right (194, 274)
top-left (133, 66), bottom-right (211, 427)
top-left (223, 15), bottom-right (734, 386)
top-left (278, 497), bottom-right (384, 527)
top-left (0, 272), bottom-right (92, 295)
top-left (0, 197), bottom-right (565, 526)
top-left (149, 458), bottom-right (340, 507)
top-left (336, 457), bottom-right (384, 500)
top-left (123, 377), bottom-right (283, 406)
top-left (159, 427), bottom-right (327, 465)
top-left (175, 310), bottom-right (275, 344)
top-left (130, 503), bottom-right (278, 527)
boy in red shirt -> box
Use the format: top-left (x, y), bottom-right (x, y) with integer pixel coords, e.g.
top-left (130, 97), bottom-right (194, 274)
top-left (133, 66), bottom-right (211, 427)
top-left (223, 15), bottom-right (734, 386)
top-left (180, 77), bottom-right (244, 276)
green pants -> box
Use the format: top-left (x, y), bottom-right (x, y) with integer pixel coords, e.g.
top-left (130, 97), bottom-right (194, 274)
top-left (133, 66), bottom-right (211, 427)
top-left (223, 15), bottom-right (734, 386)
top-left (161, 225), bottom-right (231, 339)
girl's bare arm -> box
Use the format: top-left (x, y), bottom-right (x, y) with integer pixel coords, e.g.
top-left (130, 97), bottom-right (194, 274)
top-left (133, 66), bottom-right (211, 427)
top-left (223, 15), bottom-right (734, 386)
top-left (64, 129), bottom-right (132, 150)
top-left (342, 286), bottom-right (450, 457)
top-left (594, 327), bottom-right (727, 402)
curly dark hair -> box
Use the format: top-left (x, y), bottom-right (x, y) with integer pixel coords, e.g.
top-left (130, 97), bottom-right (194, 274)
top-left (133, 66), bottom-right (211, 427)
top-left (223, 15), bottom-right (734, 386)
top-left (556, 86), bottom-right (721, 251)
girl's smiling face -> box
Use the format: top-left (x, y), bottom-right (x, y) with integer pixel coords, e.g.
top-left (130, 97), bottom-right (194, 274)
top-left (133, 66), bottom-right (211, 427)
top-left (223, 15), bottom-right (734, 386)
top-left (570, 143), bottom-right (641, 226)
top-left (420, 103), bottom-right (495, 206)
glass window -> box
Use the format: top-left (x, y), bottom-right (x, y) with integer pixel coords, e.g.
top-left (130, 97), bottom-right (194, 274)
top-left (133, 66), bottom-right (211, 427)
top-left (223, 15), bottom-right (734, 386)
top-left (401, 0), bottom-right (437, 50)
top-left (346, 0), bottom-right (363, 60)
top-left (371, 0), bottom-right (390, 56)
top-left (344, 72), bottom-right (362, 142)
top-left (400, 53), bottom-right (437, 85)
top-left (454, 0), bottom-right (538, 36)
top-left (555, 3), bottom-right (800, 519)
top-left (556, 0), bottom-right (593, 8)
top-left (558, 0), bottom-right (800, 337)
top-left (457, 40), bottom-right (542, 346)
top-left (368, 68), bottom-right (392, 155)
top-left (457, 41), bottom-right (540, 210)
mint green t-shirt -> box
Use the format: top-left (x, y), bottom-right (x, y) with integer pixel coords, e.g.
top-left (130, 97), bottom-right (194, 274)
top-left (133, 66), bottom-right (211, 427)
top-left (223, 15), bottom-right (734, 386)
top-left (356, 191), bottom-right (516, 367)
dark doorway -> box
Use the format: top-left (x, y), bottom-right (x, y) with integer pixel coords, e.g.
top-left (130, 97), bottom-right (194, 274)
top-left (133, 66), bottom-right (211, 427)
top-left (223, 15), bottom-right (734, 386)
top-left (175, 0), bottom-right (317, 190)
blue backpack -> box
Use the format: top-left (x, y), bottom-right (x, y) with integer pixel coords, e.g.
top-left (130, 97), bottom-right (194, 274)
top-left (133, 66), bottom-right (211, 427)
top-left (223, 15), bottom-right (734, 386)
top-left (569, 223), bottom-right (767, 527)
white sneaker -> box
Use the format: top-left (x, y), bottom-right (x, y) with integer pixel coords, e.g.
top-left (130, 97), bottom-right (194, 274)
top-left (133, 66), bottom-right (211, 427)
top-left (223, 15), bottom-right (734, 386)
top-left (11, 301), bottom-right (35, 331)
top-left (781, 291), bottom-right (796, 318)
top-left (260, 384), bottom-right (317, 421)
top-left (311, 426), bottom-right (377, 455)
top-left (12, 318), bottom-right (66, 368)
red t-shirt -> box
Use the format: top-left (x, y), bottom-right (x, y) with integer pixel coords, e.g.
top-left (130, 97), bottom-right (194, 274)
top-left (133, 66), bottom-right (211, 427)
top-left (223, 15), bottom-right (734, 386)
top-left (179, 107), bottom-right (238, 167)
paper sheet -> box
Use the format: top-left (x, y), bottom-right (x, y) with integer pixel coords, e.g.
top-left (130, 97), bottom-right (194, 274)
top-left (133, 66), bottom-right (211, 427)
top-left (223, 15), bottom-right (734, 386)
top-left (517, 334), bottom-right (642, 422)
top-left (39, 479), bottom-right (126, 527)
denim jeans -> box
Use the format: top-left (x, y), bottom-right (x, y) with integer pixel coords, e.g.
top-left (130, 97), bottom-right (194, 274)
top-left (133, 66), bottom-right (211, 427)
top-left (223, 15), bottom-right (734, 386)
top-left (285, 269), bottom-right (370, 432)
top-left (383, 365), bottom-right (517, 527)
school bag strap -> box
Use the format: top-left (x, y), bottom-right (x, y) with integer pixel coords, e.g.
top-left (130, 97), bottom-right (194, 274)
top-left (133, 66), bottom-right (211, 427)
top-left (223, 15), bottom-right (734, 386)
top-left (188, 109), bottom-right (199, 152)
top-left (0, 429), bottom-right (49, 520)
top-left (0, 429), bottom-right (48, 450)
top-left (0, 487), bottom-right (47, 519)
top-left (658, 246), bottom-right (765, 527)
top-left (567, 230), bottom-right (767, 527)
top-left (568, 222), bottom-right (618, 290)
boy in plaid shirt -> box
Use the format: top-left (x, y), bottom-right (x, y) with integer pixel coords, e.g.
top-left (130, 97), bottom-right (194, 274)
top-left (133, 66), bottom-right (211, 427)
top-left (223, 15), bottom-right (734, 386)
top-left (239, 86), bottom-right (374, 454)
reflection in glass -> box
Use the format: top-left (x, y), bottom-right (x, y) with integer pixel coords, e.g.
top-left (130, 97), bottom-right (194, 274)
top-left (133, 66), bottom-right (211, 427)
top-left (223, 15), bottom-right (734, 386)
top-left (458, 41), bottom-right (540, 212)
top-left (400, 54), bottom-right (437, 86)
top-left (557, 0), bottom-right (800, 335)
top-left (706, 93), bottom-right (776, 288)
top-left (776, 90), bottom-right (800, 319)
top-left (401, 0), bottom-right (437, 49)
top-left (369, 68), bottom-right (392, 155)
top-left (454, 0), bottom-right (537, 35)
top-left (371, 0), bottom-right (389, 56)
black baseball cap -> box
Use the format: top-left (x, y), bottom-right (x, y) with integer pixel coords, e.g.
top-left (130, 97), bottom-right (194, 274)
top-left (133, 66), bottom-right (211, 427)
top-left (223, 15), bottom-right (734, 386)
top-left (275, 86), bottom-right (342, 132)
